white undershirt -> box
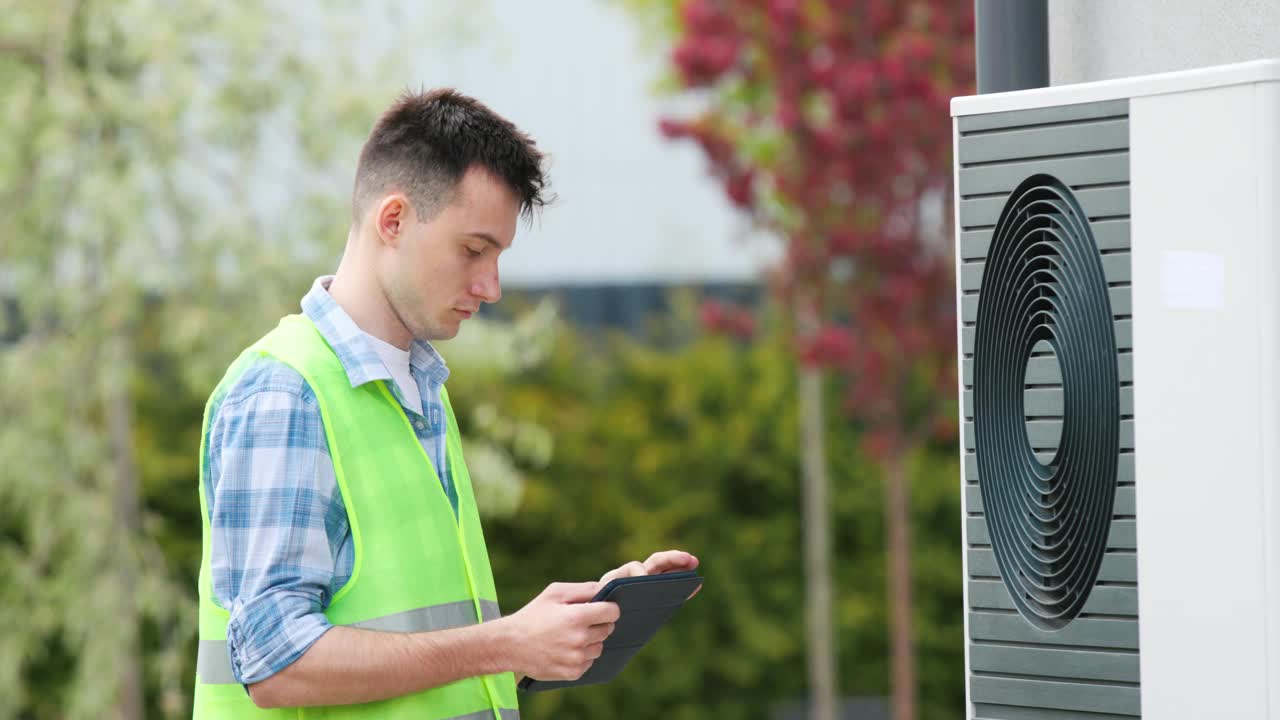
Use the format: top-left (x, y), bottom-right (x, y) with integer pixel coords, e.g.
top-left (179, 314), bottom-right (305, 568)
top-left (363, 331), bottom-right (422, 417)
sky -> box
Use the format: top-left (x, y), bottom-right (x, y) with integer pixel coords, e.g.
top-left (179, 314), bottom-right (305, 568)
top-left (392, 0), bottom-right (780, 287)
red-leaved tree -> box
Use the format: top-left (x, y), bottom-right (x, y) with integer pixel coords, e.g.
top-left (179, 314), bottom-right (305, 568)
top-left (640, 2), bottom-right (974, 718)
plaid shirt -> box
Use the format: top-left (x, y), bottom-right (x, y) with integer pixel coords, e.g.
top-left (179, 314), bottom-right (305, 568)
top-left (202, 275), bottom-right (453, 684)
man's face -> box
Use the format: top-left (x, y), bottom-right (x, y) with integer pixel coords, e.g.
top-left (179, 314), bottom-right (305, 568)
top-left (380, 166), bottom-right (519, 341)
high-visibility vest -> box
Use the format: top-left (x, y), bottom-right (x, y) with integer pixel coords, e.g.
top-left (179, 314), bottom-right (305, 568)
top-left (193, 314), bottom-right (519, 720)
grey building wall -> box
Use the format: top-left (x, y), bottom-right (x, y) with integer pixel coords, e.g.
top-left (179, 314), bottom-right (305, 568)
top-left (1050, 0), bottom-right (1280, 86)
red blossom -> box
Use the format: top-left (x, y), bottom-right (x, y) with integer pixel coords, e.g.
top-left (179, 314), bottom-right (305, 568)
top-left (658, 117), bottom-right (689, 139)
top-left (725, 171), bottom-right (754, 209)
top-left (659, 0), bottom-right (975, 436)
top-left (698, 299), bottom-right (726, 332)
top-left (680, 0), bottom-right (723, 33)
top-left (767, 0), bottom-right (802, 27)
top-left (832, 61), bottom-right (877, 108)
top-left (863, 427), bottom-right (899, 461)
top-left (699, 300), bottom-right (757, 340)
top-left (673, 36), bottom-right (740, 86)
top-left (800, 325), bottom-right (855, 368)
top-left (930, 414), bottom-right (958, 443)
top-left (728, 307), bottom-right (756, 339)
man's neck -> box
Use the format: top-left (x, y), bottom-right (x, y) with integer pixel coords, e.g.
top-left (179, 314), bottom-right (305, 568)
top-left (328, 246), bottom-right (414, 351)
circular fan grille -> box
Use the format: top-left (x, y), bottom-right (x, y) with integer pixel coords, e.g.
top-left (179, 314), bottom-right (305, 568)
top-left (973, 174), bottom-right (1120, 631)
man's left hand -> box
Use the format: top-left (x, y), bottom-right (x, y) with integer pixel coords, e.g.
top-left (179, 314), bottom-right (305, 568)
top-left (598, 550), bottom-right (701, 598)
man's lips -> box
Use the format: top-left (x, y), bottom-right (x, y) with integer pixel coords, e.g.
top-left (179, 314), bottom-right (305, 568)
top-left (455, 308), bottom-right (477, 319)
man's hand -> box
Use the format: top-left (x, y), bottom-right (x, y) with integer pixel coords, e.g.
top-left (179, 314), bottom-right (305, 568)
top-left (598, 550), bottom-right (701, 598)
top-left (500, 582), bottom-right (621, 682)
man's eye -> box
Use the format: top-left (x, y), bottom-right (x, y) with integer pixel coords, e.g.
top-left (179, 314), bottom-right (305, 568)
top-left (466, 246), bottom-right (484, 257)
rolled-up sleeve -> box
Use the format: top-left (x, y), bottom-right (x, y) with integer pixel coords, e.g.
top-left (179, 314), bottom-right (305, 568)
top-left (205, 360), bottom-right (348, 685)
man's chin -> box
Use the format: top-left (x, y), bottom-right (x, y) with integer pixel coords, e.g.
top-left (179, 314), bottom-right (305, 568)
top-left (422, 321), bottom-right (462, 341)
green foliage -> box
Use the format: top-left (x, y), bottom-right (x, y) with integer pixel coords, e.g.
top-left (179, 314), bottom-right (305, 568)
top-left (0, 2), bottom-right (419, 716)
top-left (448, 319), bottom-right (963, 720)
top-left (437, 300), bottom-right (562, 518)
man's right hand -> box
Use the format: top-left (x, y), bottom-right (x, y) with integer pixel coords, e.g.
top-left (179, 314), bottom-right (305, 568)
top-left (500, 581), bottom-right (620, 682)
top-left (245, 583), bottom-right (616, 709)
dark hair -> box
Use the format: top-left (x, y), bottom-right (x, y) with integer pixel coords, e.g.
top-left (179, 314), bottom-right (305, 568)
top-left (352, 88), bottom-right (549, 223)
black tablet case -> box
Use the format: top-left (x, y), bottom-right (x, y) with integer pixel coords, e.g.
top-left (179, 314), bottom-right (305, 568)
top-left (518, 571), bottom-right (703, 692)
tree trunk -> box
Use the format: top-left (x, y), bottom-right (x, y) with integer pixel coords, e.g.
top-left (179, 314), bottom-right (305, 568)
top-left (885, 447), bottom-right (915, 720)
top-left (799, 364), bottom-right (837, 720)
top-left (107, 332), bottom-right (144, 720)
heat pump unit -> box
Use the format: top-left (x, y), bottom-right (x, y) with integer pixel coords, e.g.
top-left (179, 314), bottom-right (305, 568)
top-left (953, 59), bottom-right (1280, 719)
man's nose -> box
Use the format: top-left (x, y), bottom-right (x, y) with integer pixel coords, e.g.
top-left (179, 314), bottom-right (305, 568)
top-left (472, 265), bottom-right (501, 304)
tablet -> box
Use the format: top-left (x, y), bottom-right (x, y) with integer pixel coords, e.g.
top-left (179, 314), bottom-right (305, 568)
top-left (518, 570), bottom-right (703, 692)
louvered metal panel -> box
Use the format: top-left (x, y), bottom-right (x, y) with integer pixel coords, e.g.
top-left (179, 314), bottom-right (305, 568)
top-left (959, 99), bottom-right (1139, 718)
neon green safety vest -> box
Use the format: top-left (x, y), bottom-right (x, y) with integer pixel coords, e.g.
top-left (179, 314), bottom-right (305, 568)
top-left (193, 314), bottom-right (519, 720)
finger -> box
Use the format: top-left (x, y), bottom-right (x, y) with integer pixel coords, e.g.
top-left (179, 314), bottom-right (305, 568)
top-left (585, 641), bottom-right (605, 660)
top-left (619, 561), bottom-right (647, 578)
top-left (643, 549), bottom-right (697, 573)
top-left (643, 550), bottom-right (698, 574)
top-left (547, 581), bottom-right (603, 603)
top-left (580, 600), bottom-right (621, 624)
top-left (598, 560), bottom-right (646, 586)
top-left (587, 622), bottom-right (615, 643)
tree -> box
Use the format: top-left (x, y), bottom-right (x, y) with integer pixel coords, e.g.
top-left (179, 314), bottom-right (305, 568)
top-left (0, 3), bottom-right (421, 716)
top-left (622, 2), bottom-right (974, 718)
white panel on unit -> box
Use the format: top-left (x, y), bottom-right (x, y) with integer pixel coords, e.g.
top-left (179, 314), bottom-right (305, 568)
top-left (1131, 81), bottom-right (1270, 720)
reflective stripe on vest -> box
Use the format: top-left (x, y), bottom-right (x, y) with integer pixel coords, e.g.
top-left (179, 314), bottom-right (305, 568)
top-left (197, 600), bottom-right (502, 685)
top-left (452, 711), bottom-right (520, 720)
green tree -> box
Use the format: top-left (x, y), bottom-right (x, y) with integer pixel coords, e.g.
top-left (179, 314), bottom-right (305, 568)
top-left (0, 3), bottom-right (423, 716)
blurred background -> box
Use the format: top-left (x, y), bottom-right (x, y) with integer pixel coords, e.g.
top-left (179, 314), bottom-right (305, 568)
top-left (0, 1), bottom-right (974, 718)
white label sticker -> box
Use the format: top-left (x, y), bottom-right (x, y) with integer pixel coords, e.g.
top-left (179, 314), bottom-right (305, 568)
top-left (1161, 250), bottom-right (1225, 310)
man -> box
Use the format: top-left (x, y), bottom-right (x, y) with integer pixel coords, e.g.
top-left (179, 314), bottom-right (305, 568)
top-left (194, 89), bottom-right (698, 718)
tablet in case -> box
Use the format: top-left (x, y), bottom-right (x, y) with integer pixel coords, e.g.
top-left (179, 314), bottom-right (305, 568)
top-left (518, 570), bottom-right (703, 692)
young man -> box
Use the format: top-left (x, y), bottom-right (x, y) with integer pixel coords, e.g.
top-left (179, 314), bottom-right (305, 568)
top-left (194, 89), bottom-right (698, 718)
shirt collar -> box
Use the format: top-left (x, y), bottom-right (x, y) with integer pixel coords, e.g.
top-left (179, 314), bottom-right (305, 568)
top-left (301, 276), bottom-right (450, 389)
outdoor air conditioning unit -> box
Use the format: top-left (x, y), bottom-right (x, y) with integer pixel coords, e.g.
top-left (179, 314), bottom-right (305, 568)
top-left (952, 59), bottom-right (1280, 719)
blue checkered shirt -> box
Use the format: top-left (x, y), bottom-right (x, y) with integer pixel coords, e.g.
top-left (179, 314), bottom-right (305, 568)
top-left (203, 275), bottom-right (453, 684)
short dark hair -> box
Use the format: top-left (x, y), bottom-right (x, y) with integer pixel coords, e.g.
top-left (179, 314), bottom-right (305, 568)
top-left (352, 88), bottom-right (549, 223)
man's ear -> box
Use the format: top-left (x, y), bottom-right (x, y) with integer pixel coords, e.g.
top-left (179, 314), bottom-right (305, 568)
top-left (375, 194), bottom-right (409, 247)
